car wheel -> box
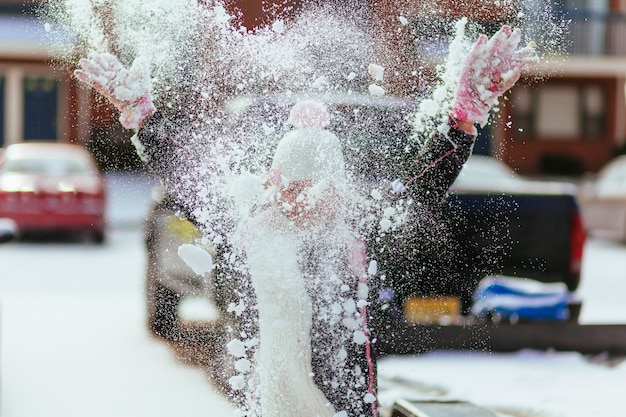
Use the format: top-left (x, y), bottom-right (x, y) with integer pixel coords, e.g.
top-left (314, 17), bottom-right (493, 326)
top-left (92, 229), bottom-right (105, 244)
top-left (146, 260), bottom-right (183, 340)
top-left (93, 230), bottom-right (106, 245)
top-left (82, 229), bottom-right (105, 244)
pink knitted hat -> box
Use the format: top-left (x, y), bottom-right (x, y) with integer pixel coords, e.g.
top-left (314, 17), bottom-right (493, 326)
top-left (287, 99), bottom-right (330, 129)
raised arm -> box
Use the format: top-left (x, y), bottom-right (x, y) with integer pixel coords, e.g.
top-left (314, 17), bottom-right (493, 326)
top-left (452, 25), bottom-right (538, 131)
top-left (410, 25), bottom-right (538, 200)
top-left (74, 53), bottom-right (211, 227)
top-left (74, 53), bottom-right (156, 131)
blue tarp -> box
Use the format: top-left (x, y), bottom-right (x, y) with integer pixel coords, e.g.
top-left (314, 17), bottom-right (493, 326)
top-left (472, 275), bottom-right (573, 321)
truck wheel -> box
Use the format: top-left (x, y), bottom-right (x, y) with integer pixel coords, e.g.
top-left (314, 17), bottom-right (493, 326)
top-left (146, 261), bottom-right (182, 340)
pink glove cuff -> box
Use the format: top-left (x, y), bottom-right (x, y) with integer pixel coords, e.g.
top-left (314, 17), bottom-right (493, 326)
top-left (451, 90), bottom-right (492, 127)
top-left (119, 94), bottom-right (156, 130)
top-left (450, 106), bottom-right (467, 121)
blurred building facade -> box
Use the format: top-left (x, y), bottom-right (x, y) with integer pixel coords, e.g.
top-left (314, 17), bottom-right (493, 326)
top-left (1, 0), bottom-right (625, 175)
top-left (511, 0), bottom-right (626, 175)
top-left (373, 0), bottom-right (626, 175)
top-left (0, 0), bottom-right (107, 150)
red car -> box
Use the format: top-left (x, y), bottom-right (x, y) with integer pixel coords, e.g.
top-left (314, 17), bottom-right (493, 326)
top-left (0, 142), bottom-right (106, 243)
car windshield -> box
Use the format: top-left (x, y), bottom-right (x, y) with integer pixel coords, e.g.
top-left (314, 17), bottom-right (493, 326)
top-left (2, 156), bottom-right (93, 176)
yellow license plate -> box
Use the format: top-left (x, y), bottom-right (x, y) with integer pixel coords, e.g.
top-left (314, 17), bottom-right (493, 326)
top-left (403, 296), bottom-right (461, 325)
top-left (166, 215), bottom-right (202, 241)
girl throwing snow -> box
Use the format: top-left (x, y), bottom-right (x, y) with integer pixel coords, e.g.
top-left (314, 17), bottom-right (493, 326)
top-left (75, 24), bottom-right (537, 417)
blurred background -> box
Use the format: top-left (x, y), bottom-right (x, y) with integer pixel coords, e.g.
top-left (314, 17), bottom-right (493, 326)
top-left (1, 1), bottom-right (626, 417)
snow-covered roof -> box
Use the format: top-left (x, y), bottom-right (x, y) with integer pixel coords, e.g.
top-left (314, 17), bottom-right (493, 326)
top-left (0, 14), bottom-right (73, 59)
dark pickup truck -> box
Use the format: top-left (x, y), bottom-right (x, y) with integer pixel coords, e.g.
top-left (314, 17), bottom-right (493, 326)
top-left (449, 156), bottom-right (584, 293)
top-left (144, 96), bottom-right (614, 356)
top-left (144, 154), bottom-right (586, 336)
top-left (380, 154), bottom-right (585, 322)
top-left (370, 155), bottom-right (626, 357)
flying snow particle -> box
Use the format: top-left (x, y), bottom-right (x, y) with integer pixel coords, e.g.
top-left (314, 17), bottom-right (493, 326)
top-left (379, 218), bottom-right (392, 232)
top-left (398, 16), bottom-right (408, 26)
top-left (368, 64), bottom-right (384, 81)
top-left (364, 393), bottom-right (376, 403)
top-left (228, 172), bottom-right (263, 205)
top-left (391, 179), bottom-right (406, 193)
top-left (229, 375), bottom-right (246, 391)
top-left (178, 244), bottom-right (214, 275)
top-left (353, 330), bottom-right (368, 345)
top-left (419, 98), bottom-right (440, 117)
top-left (370, 189), bottom-right (383, 200)
top-left (331, 303), bottom-right (343, 315)
top-left (228, 300), bottom-right (246, 316)
top-left (358, 282), bottom-right (369, 300)
top-left (343, 317), bottom-right (360, 330)
top-left (272, 19), bottom-right (285, 34)
top-left (367, 260), bottom-right (378, 276)
top-left (343, 298), bottom-right (356, 314)
top-left (227, 339), bottom-right (247, 358)
top-left (433, 85), bottom-right (449, 101)
top-left (383, 207), bottom-right (396, 218)
top-left (368, 84), bottom-right (385, 97)
top-left (235, 358), bottom-right (252, 373)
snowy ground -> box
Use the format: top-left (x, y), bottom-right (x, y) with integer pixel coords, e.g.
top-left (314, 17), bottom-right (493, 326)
top-left (0, 171), bottom-right (625, 417)
top-left (0, 172), bottom-right (236, 417)
top-left (377, 231), bottom-right (626, 417)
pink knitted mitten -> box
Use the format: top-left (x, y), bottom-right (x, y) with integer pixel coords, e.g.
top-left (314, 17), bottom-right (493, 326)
top-left (75, 53), bottom-right (156, 131)
top-left (452, 25), bottom-right (538, 127)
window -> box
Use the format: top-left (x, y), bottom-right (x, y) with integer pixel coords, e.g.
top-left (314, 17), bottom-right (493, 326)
top-left (23, 75), bottom-right (58, 141)
top-left (510, 83), bottom-right (607, 140)
top-left (552, 0), bottom-right (611, 55)
top-left (536, 86), bottom-right (580, 138)
top-left (581, 85), bottom-right (606, 136)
